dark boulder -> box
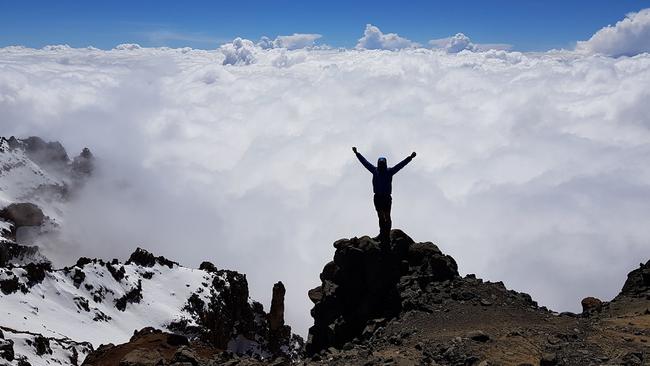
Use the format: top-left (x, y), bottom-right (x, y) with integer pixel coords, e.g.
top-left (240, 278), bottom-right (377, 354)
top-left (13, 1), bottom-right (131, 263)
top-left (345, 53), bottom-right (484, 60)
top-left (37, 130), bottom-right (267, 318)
top-left (0, 203), bottom-right (45, 228)
top-left (581, 296), bottom-right (603, 314)
top-left (199, 261), bottom-right (218, 273)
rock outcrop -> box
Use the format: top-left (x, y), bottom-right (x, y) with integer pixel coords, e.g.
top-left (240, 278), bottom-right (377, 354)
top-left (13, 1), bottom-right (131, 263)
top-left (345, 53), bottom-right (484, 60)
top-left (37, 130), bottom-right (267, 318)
top-left (306, 229), bottom-right (458, 355)
top-left (0, 202), bottom-right (45, 228)
top-left (619, 260), bottom-right (650, 298)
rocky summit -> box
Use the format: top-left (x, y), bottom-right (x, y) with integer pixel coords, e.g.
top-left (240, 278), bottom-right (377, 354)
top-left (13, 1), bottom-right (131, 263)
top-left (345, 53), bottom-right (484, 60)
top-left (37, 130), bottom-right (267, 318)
top-left (306, 230), bottom-right (458, 354)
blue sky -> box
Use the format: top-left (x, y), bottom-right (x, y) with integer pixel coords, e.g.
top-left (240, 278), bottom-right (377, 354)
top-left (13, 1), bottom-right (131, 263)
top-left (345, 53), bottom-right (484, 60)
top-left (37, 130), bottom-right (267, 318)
top-left (1, 0), bottom-right (649, 50)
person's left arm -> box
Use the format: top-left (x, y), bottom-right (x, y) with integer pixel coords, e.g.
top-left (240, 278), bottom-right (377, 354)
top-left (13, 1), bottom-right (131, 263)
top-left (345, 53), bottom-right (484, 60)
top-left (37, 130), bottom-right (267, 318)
top-left (390, 152), bottom-right (416, 175)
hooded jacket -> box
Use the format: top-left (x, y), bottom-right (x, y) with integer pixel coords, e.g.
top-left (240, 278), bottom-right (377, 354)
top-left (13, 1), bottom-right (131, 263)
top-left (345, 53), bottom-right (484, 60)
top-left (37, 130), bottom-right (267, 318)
top-left (355, 152), bottom-right (413, 195)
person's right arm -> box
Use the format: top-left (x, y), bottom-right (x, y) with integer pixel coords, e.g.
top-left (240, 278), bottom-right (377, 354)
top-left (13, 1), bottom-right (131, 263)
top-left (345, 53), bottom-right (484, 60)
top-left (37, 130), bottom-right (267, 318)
top-left (352, 147), bottom-right (376, 173)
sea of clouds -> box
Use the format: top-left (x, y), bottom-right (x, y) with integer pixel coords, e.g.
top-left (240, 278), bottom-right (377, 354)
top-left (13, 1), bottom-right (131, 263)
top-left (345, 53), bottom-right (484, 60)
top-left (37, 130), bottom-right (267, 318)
top-left (2, 9), bottom-right (650, 337)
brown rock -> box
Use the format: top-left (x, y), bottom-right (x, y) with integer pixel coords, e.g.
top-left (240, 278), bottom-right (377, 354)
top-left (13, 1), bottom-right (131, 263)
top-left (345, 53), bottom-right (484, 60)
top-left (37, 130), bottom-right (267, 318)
top-left (581, 296), bottom-right (603, 313)
top-left (0, 203), bottom-right (44, 228)
top-left (119, 348), bottom-right (164, 366)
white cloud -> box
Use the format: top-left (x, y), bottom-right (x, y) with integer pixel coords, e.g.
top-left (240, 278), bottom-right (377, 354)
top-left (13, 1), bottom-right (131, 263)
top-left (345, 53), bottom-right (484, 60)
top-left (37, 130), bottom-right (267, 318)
top-left (257, 36), bottom-right (275, 50)
top-left (577, 8), bottom-right (650, 57)
top-left (256, 34), bottom-right (322, 50)
top-left (429, 33), bottom-right (511, 53)
top-left (42, 44), bottom-right (72, 51)
top-left (220, 37), bottom-right (257, 65)
top-left (114, 43), bottom-right (143, 51)
top-left (356, 24), bottom-right (419, 50)
top-left (273, 33), bottom-right (322, 50)
top-left (1, 45), bottom-right (650, 339)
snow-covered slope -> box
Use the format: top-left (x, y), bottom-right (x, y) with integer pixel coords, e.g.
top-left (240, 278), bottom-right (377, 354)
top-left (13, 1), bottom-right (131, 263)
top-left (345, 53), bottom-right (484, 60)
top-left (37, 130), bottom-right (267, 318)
top-left (0, 137), bottom-right (67, 215)
top-left (0, 247), bottom-right (296, 365)
top-left (0, 252), bottom-right (219, 347)
top-left (0, 327), bottom-right (92, 366)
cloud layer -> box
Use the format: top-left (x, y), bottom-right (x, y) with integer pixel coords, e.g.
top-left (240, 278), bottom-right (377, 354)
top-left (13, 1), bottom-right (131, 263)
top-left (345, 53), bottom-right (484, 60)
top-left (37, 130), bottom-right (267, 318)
top-left (578, 8), bottom-right (650, 57)
top-left (1, 36), bottom-right (650, 337)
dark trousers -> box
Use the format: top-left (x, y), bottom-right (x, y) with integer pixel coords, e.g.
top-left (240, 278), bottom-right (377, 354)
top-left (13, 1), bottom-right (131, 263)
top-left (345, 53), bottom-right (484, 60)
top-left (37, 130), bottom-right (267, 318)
top-left (373, 194), bottom-right (392, 241)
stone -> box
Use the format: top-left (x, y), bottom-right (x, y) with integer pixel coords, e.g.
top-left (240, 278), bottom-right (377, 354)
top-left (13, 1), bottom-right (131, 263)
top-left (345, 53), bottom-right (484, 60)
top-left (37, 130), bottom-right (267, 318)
top-left (120, 348), bottom-right (165, 366)
top-left (467, 330), bottom-right (490, 342)
top-left (581, 297), bottom-right (603, 313)
top-left (308, 286), bottom-right (323, 304)
top-left (540, 352), bottom-right (558, 366)
top-left (172, 346), bottom-right (199, 366)
top-left (0, 203), bottom-right (44, 228)
top-left (198, 261), bottom-right (217, 273)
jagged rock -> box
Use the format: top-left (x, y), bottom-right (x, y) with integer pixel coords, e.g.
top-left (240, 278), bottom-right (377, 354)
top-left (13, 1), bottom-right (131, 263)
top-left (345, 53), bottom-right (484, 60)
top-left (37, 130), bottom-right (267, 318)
top-left (199, 261), bottom-right (218, 273)
top-left (0, 241), bottom-right (48, 267)
top-left (0, 338), bottom-right (14, 361)
top-left (115, 280), bottom-right (143, 311)
top-left (72, 268), bottom-right (86, 288)
top-left (19, 136), bottom-right (70, 167)
top-left (76, 257), bottom-right (93, 268)
top-left (0, 276), bottom-right (20, 294)
top-left (24, 262), bottom-right (52, 286)
top-left (126, 247), bottom-right (178, 268)
top-left (306, 229), bottom-right (459, 355)
top-left (581, 296), bottom-right (603, 314)
top-left (0, 203), bottom-right (45, 228)
top-left (106, 262), bottom-right (125, 282)
top-left (70, 346), bottom-right (80, 366)
top-left (269, 282), bottom-right (286, 331)
top-left (71, 147), bottom-right (94, 178)
top-left (33, 335), bottom-right (52, 356)
top-left (620, 260), bottom-right (650, 297)
top-left (307, 286), bottom-right (322, 304)
top-left (268, 282), bottom-right (291, 356)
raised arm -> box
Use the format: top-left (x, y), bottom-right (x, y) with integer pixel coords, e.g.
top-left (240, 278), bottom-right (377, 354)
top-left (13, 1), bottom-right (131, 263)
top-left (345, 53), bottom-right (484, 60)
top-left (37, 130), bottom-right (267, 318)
top-left (352, 147), bottom-right (376, 173)
top-left (390, 152), bottom-right (416, 175)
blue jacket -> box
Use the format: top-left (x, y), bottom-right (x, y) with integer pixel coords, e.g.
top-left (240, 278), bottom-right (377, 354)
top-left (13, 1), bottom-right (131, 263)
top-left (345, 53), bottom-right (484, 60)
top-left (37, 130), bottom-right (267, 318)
top-left (355, 152), bottom-right (413, 195)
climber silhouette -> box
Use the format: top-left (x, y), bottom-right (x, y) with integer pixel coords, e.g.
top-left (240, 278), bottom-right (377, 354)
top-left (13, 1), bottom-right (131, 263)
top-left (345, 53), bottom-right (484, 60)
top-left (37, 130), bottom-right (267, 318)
top-left (353, 147), bottom-right (416, 243)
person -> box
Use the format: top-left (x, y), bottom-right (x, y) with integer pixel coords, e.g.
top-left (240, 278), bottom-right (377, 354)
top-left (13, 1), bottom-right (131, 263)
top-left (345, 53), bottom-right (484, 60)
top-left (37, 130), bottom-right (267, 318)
top-left (352, 147), bottom-right (416, 243)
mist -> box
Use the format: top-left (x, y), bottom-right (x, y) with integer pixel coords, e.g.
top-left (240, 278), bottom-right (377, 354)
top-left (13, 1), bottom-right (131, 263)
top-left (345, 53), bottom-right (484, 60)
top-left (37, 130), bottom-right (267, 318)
top-left (1, 43), bottom-right (650, 337)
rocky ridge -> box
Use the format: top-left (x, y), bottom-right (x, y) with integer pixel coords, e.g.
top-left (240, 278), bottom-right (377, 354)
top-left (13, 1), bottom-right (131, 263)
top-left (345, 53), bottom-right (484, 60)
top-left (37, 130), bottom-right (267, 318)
top-left (80, 231), bottom-right (650, 366)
